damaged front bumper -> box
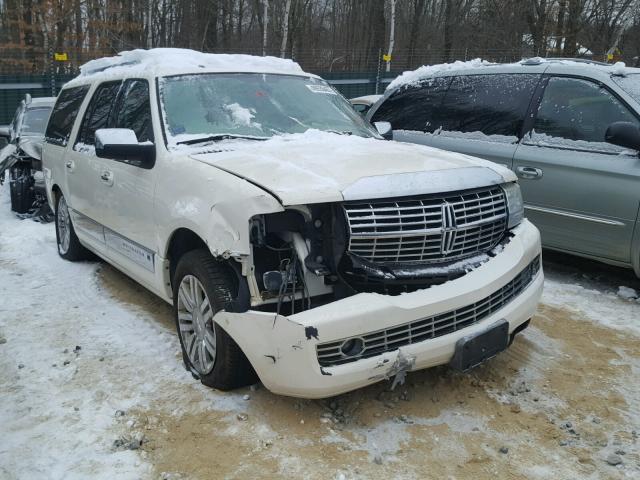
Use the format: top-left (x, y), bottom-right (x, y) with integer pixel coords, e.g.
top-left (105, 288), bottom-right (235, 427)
top-left (214, 220), bottom-right (543, 398)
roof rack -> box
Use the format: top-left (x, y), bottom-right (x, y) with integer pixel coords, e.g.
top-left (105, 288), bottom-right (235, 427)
top-left (543, 57), bottom-right (611, 66)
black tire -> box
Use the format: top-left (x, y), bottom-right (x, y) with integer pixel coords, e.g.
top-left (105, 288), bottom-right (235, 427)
top-left (173, 249), bottom-right (257, 390)
top-left (9, 164), bottom-right (35, 214)
top-left (55, 192), bottom-right (90, 261)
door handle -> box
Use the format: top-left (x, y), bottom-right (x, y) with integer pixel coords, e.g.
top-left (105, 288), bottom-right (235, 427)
top-left (516, 166), bottom-right (543, 180)
top-left (100, 170), bottom-right (114, 186)
top-left (65, 160), bottom-right (74, 171)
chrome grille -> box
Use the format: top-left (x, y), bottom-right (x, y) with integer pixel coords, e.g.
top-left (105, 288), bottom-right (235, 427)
top-left (344, 186), bottom-right (507, 264)
top-left (316, 255), bottom-right (541, 367)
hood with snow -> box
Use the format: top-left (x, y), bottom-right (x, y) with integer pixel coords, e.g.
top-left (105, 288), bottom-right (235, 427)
top-left (189, 130), bottom-right (515, 205)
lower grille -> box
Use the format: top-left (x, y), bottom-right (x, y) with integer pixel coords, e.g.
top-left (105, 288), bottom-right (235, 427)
top-left (316, 255), bottom-right (541, 367)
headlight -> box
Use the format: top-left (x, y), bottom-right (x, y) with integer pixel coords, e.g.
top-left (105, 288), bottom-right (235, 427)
top-left (503, 182), bottom-right (524, 229)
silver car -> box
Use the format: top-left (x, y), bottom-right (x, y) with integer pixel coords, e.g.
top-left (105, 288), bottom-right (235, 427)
top-left (368, 58), bottom-right (640, 277)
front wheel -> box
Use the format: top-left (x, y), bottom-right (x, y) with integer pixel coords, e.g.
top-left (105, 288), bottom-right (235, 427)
top-left (173, 249), bottom-right (256, 390)
top-left (55, 193), bottom-right (89, 261)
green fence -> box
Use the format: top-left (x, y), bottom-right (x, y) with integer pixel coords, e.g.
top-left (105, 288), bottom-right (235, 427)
top-left (0, 71), bottom-right (398, 124)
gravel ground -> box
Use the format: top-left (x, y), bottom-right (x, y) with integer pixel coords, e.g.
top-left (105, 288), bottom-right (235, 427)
top-left (1, 185), bottom-right (639, 480)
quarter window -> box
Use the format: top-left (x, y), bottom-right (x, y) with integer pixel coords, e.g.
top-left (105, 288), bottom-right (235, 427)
top-left (45, 86), bottom-right (90, 146)
top-left (115, 79), bottom-right (153, 142)
top-left (371, 77), bottom-right (450, 132)
top-left (532, 76), bottom-right (639, 146)
top-left (77, 81), bottom-right (122, 146)
top-left (438, 74), bottom-right (539, 138)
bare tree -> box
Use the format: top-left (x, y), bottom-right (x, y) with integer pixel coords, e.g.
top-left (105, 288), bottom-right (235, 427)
top-left (386, 0), bottom-right (397, 71)
top-left (280, 0), bottom-right (292, 57)
top-left (262, 0), bottom-right (269, 55)
top-left (2, 0), bottom-right (640, 74)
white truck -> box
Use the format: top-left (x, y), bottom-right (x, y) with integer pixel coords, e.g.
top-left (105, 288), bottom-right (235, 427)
top-left (43, 49), bottom-right (542, 398)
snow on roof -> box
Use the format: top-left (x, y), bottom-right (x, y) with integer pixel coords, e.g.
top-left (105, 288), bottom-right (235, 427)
top-left (386, 58), bottom-right (495, 91)
top-left (66, 48), bottom-right (312, 87)
top-left (386, 57), bottom-right (639, 92)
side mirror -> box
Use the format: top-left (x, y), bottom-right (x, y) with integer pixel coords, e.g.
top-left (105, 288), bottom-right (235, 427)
top-left (374, 121), bottom-right (393, 140)
top-left (95, 128), bottom-right (155, 169)
top-left (605, 122), bottom-right (640, 152)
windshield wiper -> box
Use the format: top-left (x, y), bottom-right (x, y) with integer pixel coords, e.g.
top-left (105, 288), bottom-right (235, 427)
top-left (326, 130), bottom-right (353, 135)
top-left (176, 134), bottom-right (268, 145)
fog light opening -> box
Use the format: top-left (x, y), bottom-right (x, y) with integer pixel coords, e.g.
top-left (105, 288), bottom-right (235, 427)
top-left (340, 337), bottom-right (364, 357)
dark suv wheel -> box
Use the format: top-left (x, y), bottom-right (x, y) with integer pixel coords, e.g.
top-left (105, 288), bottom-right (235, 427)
top-left (9, 163), bottom-right (35, 214)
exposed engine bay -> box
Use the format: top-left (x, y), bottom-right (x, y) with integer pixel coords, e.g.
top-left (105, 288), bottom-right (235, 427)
top-left (247, 185), bottom-right (511, 312)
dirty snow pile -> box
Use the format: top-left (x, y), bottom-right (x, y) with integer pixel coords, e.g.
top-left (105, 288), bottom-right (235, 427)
top-left (542, 277), bottom-right (640, 336)
top-left (0, 185), bottom-right (247, 480)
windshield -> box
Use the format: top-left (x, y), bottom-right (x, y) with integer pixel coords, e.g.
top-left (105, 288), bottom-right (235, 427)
top-left (613, 74), bottom-right (640, 104)
top-left (21, 107), bottom-right (52, 135)
top-left (158, 73), bottom-right (377, 146)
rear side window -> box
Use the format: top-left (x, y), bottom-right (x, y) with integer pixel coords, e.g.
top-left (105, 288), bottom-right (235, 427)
top-left (371, 77), bottom-right (450, 132)
top-left (114, 79), bottom-right (153, 142)
top-left (45, 86), bottom-right (90, 146)
top-left (77, 81), bottom-right (122, 146)
top-left (438, 74), bottom-right (539, 137)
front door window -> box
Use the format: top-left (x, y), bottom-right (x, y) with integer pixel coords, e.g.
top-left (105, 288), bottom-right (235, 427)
top-left (529, 76), bottom-right (639, 154)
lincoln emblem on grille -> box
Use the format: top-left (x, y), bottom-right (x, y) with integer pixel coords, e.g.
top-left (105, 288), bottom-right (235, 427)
top-left (440, 202), bottom-right (457, 255)
top-left (343, 187), bottom-right (507, 264)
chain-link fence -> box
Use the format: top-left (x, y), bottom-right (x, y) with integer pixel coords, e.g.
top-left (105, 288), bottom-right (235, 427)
top-left (0, 46), bottom-right (536, 76)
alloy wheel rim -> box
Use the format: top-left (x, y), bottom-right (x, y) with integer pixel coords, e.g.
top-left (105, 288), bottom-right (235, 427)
top-left (177, 275), bottom-right (216, 375)
top-left (57, 197), bottom-right (71, 254)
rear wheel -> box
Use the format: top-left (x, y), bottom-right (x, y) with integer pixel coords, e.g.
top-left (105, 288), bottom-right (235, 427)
top-left (173, 249), bottom-right (256, 390)
top-left (9, 164), bottom-right (35, 214)
top-left (55, 193), bottom-right (89, 261)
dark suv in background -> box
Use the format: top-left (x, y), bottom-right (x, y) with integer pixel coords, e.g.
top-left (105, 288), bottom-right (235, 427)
top-left (368, 58), bottom-right (640, 277)
top-left (0, 94), bottom-right (56, 217)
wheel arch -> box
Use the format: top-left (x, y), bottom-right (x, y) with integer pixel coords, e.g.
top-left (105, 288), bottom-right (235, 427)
top-left (50, 183), bottom-right (62, 208)
top-left (166, 228), bottom-right (209, 285)
top-left (165, 227), bottom-right (250, 310)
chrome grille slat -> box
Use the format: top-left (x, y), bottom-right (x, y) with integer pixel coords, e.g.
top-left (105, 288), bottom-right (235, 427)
top-left (343, 187), bottom-right (508, 264)
top-left (316, 256), bottom-right (541, 367)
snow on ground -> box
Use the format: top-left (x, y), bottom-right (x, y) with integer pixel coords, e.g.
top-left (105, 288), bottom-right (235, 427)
top-left (542, 276), bottom-right (640, 336)
top-left (0, 186), bottom-right (246, 480)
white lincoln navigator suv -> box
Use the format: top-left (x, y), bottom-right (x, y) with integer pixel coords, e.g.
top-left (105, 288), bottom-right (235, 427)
top-left (43, 49), bottom-right (543, 398)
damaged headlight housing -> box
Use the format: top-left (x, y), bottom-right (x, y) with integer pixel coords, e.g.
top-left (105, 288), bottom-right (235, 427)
top-left (503, 182), bottom-right (524, 229)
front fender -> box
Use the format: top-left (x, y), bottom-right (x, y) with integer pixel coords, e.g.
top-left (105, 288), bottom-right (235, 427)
top-left (156, 155), bottom-right (284, 259)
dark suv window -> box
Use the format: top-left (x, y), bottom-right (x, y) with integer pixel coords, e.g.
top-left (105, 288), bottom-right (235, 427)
top-left (115, 79), bottom-right (153, 142)
top-left (371, 77), bottom-right (450, 132)
top-left (45, 86), bottom-right (90, 146)
top-left (533, 76), bottom-right (639, 145)
top-left (77, 81), bottom-right (122, 146)
top-left (438, 74), bottom-right (539, 137)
